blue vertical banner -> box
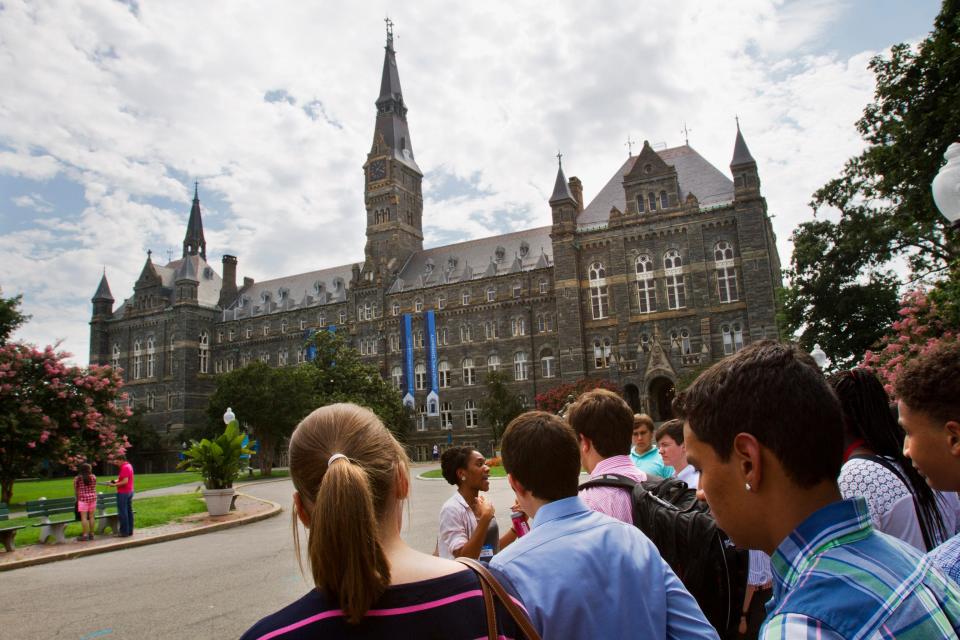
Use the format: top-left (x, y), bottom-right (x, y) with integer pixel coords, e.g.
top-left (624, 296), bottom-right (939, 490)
top-left (401, 314), bottom-right (415, 408)
top-left (425, 310), bottom-right (439, 416)
top-left (304, 329), bottom-right (317, 361)
top-left (327, 325), bottom-right (336, 334)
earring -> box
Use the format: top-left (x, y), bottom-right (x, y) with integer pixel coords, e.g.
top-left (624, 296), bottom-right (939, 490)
top-left (745, 482), bottom-right (752, 492)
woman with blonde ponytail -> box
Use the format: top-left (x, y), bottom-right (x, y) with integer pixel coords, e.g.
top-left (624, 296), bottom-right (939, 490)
top-left (240, 403), bottom-right (532, 639)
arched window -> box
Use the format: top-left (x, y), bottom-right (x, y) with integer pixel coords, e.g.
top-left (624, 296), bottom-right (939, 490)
top-left (635, 255), bottom-right (656, 313)
top-left (541, 348), bottom-right (556, 378)
top-left (671, 329), bottom-right (692, 355)
top-left (414, 363), bottom-right (427, 390)
top-left (391, 365), bottom-right (403, 390)
top-left (438, 360), bottom-right (450, 388)
top-left (278, 349), bottom-right (289, 366)
top-left (414, 299), bottom-right (423, 313)
top-left (462, 358), bottom-right (476, 386)
top-left (636, 194), bottom-right (645, 213)
top-left (486, 287), bottom-right (496, 302)
top-left (111, 343), bottom-right (121, 370)
top-left (722, 323), bottom-right (745, 355)
top-left (663, 250), bottom-right (686, 310)
top-left (593, 338), bottom-right (612, 368)
top-left (464, 399), bottom-right (478, 428)
top-left (648, 192), bottom-right (657, 211)
top-left (133, 340), bottom-right (142, 380)
top-left (511, 317), bottom-right (526, 337)
top-left (146, 337), bottom-right (156, 377)
top-left (714, 241), bottom-right (738, 303)
top-left (588, 262), bottom-right (609, 319)
top-left (198, 331), bottom-right (210, 373)
top-left (514, 352), bottom-right (529, 381)
top-left (440, 402), bottom-right (453, 428)
top-left (487, 354), bottom-right (500, 372)
top-left (659, 190), bottom-right (669, 209)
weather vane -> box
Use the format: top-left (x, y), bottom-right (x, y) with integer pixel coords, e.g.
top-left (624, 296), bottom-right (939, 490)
top-left (556, 150), bottom-right (563, 167)
top-left (681, 123), bottom-right (692, 146)
top-left (625, 135), bottom-right (635, 157)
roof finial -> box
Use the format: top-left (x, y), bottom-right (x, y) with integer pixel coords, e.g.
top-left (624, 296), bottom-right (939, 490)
top-left (385, 16), bottom-right (394, 48)
top-left (556, 150), bottom-right (563, 168)
top-left (625, 135), bottom-right (635, 157)
top-left (194, 181), bottom-right (199, 200)
top-left (147, 249), bottom-right (152, 260)
top-left (735, 114), bottom-right (740, 131)
top-left (681, 122), bottom-right (692, 146)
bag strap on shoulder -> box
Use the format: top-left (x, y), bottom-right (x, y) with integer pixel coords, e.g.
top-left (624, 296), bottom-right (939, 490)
top-left (456, 557), bottom-right (542, 640)
top-left (578, 473), bottom-right (639, 491)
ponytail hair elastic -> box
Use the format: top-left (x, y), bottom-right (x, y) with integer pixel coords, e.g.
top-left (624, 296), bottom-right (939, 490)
top-left (328, 453), bottom-right (348, 466)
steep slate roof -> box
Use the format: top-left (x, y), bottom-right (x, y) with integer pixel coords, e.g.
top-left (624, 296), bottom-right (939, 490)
top-left (549, 163), bottom-right (576, 205)
top-left (578, 145), bottom-right (735, 225)
top-left (731, 126), bottom-right (756, 166)
top-left (92, 273), bottom-right (114, 302)
top-left (391, 226), bottom-right (554, 293)
top-left (223, 262), bottom-right (355, 317)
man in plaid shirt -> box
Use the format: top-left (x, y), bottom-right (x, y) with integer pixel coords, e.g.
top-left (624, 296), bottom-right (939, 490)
top-left (679, 341), bottom-right (960, 639)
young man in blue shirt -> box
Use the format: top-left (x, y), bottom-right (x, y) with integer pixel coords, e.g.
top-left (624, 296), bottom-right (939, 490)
top-left (489, 410), bottom-right (717, 640)
top-left (678, 340), bottom-right (960, 639)
top-left (897, 341), bottom-right (960, 585)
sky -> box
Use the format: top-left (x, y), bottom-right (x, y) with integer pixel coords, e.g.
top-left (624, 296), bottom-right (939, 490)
top-left (0, 0), bottom-right (945, 363)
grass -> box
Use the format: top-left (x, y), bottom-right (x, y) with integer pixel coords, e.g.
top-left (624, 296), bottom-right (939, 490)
top-left (6, 468), bottom-right (288, 509)
top-left (420, 466), bottom-right (507, 479)
top-left (7, 493), bottom-right (209, 546)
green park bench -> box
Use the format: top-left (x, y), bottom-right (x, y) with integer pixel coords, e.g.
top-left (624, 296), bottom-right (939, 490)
top-left (95, 493), bottom-right (135, 535)
top-left (25, 497), bottom-right (76, 544)
top-left (0, 503), bottom-right (26, 552)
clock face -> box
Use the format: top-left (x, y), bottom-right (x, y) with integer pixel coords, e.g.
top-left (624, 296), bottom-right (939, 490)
top-left (369, 160), bottom-right (387, 181)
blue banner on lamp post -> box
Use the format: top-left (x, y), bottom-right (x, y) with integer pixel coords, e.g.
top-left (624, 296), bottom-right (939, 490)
top-left (401, 314), bottom-right (415, 408)
top-left (425, 310), bottom-right (439, 416)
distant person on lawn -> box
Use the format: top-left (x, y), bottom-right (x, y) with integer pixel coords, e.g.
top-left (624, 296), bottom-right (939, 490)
top-left (108, 455), bottom-right (135, 537)
top-left (74, 462), bottom-right (97, 541)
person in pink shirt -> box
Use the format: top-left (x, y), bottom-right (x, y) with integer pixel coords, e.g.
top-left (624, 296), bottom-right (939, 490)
top-left (567, 388), bottom-right (646, 523)
top-left (109, 455), bottom-right (135, 537)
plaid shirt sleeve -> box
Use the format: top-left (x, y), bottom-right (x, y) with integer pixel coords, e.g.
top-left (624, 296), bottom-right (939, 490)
top-left (761, 613), bottom-right (845, 640)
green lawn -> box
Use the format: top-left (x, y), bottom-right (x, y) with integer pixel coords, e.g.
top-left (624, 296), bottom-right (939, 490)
top-left (420, 466), bottom-right (507, 480)
top-left (5, 472), bottom-right (203, 509)
top-left (7, 493), bottom-right (209, 546)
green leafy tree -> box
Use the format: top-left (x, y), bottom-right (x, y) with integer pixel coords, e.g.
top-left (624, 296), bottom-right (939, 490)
top-left (782, 1), bottom-right (960, 366)
top-left (207, 361), bottom-right (317, 475)
top-left (479, 371), bottom-right (526, 446)
top-left (0, 289), bottom-right (29, 345)
top-left (306, 330), bottom-right (411, 440)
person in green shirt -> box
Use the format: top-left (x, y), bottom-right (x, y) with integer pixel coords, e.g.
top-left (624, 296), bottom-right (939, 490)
top-left (629, 413), bottom-right (673, 478)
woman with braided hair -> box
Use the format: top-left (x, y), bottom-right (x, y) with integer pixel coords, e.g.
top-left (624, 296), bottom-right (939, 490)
top-left (830, 368), bottom-right (959, 551)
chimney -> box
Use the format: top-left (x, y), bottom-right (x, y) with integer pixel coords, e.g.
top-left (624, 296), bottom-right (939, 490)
top-left (243, 277), bottom-right (255, 290)
top-left (568, 177), bottom-right (584, 212)
top-left (218, 255), bottom-right (238, 308)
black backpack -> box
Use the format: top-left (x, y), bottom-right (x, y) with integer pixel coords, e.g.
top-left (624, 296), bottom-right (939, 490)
top-left (579, 474), bottom-right (747, 639)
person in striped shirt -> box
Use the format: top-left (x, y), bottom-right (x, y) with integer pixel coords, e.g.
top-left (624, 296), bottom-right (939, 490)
top-left (568, 388), bottom-right (647, 523)
top-left (678, 340), bottom-right (960, 639)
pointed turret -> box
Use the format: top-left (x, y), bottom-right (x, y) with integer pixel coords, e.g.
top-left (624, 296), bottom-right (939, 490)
top-left (373, 20), bottom-right (416, 166)
top-left (549, 157), bottom-right (577, 206)
top-left (183, 183), bottom-right (207, 260)
top-left (550, 155), bottom-right (579, 229)
top-left (92, 272), bottom-right (114, 303)
top-left (730, 121), bottom-right (761, 198)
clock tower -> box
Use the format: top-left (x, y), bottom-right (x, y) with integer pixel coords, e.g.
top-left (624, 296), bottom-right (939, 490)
top-left (364, 20), bottom-right (424, 282)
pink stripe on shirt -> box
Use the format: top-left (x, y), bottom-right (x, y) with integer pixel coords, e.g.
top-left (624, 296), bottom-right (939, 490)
top-left (579, 455), bottom-right (647, 523)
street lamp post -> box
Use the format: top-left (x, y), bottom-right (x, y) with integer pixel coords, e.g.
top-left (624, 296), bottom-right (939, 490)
top-left (932, 141), bottom-right (960, 232)
top-left (810, 343), bottom-right (830, 370)
top-left (223, 407), bottom-right (236, 425)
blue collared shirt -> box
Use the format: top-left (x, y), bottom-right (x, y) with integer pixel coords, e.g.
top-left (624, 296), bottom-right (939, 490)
top-left (763, 497), bottom-right (960, 639)
top-left (489, 496), bottom-right (717, 640)
top-left (927, 533), bottom-right (960, 587)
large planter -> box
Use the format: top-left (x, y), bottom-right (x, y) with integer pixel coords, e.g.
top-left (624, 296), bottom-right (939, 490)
top-left (202, 487), bottom-right (235, 516)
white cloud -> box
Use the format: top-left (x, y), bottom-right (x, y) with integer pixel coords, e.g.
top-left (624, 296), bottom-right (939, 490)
top-left (0, 0), bottom-right (911, 362)
top-left (12, 193), bottom-right (55, 213)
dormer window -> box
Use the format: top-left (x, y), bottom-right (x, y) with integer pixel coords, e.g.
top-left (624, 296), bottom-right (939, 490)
top-left (519, 241), bottom-right (530, 258)
top-left (313, 281), bottom-right (325, 296)
top-left (278, 288), bottom-right (288, 301)
top-left (203, 267), bottom-right (214, 280)
top-left (424, 258), bottom-right (435, 275)
top-left (333, 277), bottom-right (344, 291)
top-left (447, 256), bottom-right (458, 273)
top-left (260, 291), bottom-right (271, 305)
top-left (495, 246), bottom-right (506, 263)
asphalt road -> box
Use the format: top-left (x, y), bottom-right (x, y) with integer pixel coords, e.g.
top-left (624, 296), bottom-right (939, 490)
top-left (2, 467), bottom-right (519, 639)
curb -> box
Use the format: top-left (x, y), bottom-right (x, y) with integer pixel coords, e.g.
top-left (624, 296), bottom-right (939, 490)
top-left (0, 493), bottom-right (283, 573)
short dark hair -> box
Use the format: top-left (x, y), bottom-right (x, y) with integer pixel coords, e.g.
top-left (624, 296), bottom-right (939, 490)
top-left (566, 389), bottom-right (633, 457)
top-left (501, 411), bottom-right (580, 501)
top-left (675, 340), bottom-right (843, 488)
top-left (895, 341), bottom-right (960, 424)
top-left (634, 414), bottom-right (655, 431)
top-left (439, 446), bottom-right (476, 485)
top-left (655, 418), bottom-right (685, 444)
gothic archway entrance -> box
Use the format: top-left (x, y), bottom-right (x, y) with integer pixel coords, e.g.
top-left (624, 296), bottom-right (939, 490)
top-left (623, 383), bottom-right (641, 413)
top-left (648, 376), bottom-right (675, 422)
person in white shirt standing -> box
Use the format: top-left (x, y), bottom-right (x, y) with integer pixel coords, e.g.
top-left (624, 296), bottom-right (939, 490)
top-left (656, 418), bottom-right (700, 489)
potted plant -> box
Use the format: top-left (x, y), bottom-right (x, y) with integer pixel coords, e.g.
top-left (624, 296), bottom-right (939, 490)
top-left (178, 419), bottom-right (256, 516)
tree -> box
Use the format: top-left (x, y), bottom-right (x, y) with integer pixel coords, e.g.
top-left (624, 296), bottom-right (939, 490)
top-left (0, 289), bottom-right (28, 345)
top-left (206, 361), bottom-right (317, 476)
top-left (0, 344), bottom-right (129, 504)
top-left (479, 371), bottom-right (526, 445)
top-left (535, 378), bottom-right (620, 414)
top-left (781, 1), bottom-right (960, 365)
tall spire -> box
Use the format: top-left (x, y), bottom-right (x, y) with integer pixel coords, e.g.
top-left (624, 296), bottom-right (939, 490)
top-left (182, 182), bottom-right (207, 260)
top-left (373, 20), bottom-right (417, 169)
top-left (549, 153), bottom-right (576, 205)
top-left (731, 120), bottom-right (756, 167)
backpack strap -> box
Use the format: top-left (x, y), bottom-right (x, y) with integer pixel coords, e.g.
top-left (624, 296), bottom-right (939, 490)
top-left (578, 473), bottom-right (639, 492)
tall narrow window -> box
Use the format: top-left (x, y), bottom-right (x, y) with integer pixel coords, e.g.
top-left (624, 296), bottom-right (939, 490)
top-left (486, 287), bottom-right (496, 302)
top-left (512, 317), bottom-right (526, 337)
top-left (664, 250), bottom-right (686, 310)
top-left (462, 358), bottom-right (476, 386)
top-left (414, 363), bottom-right (426, 390)
top-left (636, 194), bottom-right (645, 213)
top-left (167, 334), bottom-right (175, 375)
top-left (460, 324), bottom-right (472, 343)
top-left (417, 405), bottom-right (427, 431)
top-left (415, 299), bottom-right (423, 312)
top-left (462, 290), bottom-right (471, 306)
top-left (514, 352), bottom-right (528, 381)
top-left (541, 348), bottom-right (556, 378)
top-left (440, 402), bottom-right (453, 429)
top-left (146, 337), bottom-right (156, 377)
top-left (593, 338), bottom-right (612, 368)
top-left (111, 343), bottom-right (121, 370)
top-left (465, 399), bottom-right (478, 428)
top-left (671, 329), bottom-right (692, 355)
top-left (648, 192), bottom-right (657, 211)
top-left (198, 331), bottom-right (209, 373)
top-left (715, 241), bottom-right (738, 303)
top-left (133, 340), bottom-right (143, 380)
top-left (659, 190), bottom-right (669, 209)
top-left (338, 310), bottom-right (347, 324)
top-left (635, 255), bottom-right (656, 313)
top-left (487, 354), bottom-right (500, 372)
top-left (391, 365), bottom-right (402, 389)
top-left (438, 360), bottom-right (450, 388)
top-left (722, 323), bottom-right (745, 354)
top-left (589, 262), bottom-right (609, 320)
top-left (278, 349), bottom-right (288, 366)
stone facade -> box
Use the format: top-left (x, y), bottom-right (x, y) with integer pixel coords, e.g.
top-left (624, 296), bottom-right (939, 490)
top-left (89, 30), bottom-right (782, 461)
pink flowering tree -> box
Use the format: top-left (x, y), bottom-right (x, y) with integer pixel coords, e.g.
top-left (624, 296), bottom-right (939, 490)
top-left (0, 343), bottom-right (130, 504)
top-left (861, 289), bottom-right (959, 396)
